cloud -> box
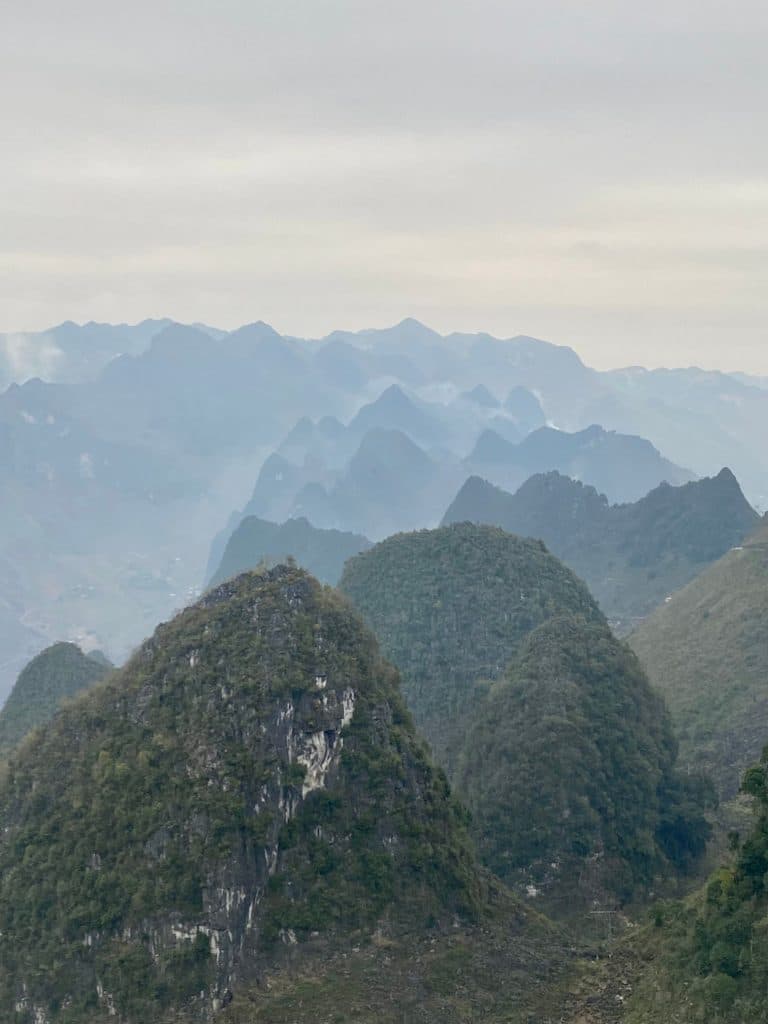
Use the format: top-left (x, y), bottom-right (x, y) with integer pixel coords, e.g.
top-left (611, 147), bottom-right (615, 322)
top-left (0, 1), bottom-right (767, 371)
top-left (1, 333), bottom-right (64, 383)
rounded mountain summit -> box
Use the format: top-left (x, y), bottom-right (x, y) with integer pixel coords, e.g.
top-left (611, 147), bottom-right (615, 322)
top-left (340, 522), bottom-right (603, 774)
top-left (341, 523), bottom-right (712, 910)
top-left (0, 566), bottom-right (495, 1022)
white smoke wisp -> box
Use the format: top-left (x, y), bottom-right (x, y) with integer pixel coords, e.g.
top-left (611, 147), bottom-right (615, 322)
top-left (1, 333), bottom-right (64, 384)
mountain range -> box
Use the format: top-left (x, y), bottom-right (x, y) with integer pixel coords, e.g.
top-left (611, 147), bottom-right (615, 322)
top-left (444, 468), bottom-right (759, 630)
top-left (215, 415), bottom-right (693, 559)
top-left (464, 423), bottom-right (693, 503)
top-left (2, 314), bottom-right (768, 707)
top-left (340, 524), bottom-right (710, 914)
top-left (0, 565), bottom-right (574, 1022)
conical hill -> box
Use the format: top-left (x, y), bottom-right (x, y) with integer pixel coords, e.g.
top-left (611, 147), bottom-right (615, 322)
top-left (0, 567), bottom-right (489, 1022)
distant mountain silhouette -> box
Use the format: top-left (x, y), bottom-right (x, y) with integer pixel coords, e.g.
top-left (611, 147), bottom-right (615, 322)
top-left (463, 423), bottom-right (694, 504)
top-left (444, 467), bottom-right (758, 628)
top-left (458, 384), bottom-right (500, 408)
top-left (290, 428), bottom-right (461, 539)
top-left (348, 384), bottom-right (444, 443)
top-left (3, 312), bottom-right (768, 707)
top-left (209, 515), bottom-right (371, 587)
top-left (503, 386), bottom-right (546, 433)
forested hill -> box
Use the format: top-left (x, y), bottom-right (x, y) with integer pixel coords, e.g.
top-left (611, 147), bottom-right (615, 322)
top-left (455, 615), bottom-right (712, 914)
top-left (443, 468), bottom-right (758, 629)
top-left (340, 522), bottom-right (603, 774)
top-left (0, 565), bottom-right (550, 1022)
top-left (0, 642), bottom-right (109, 756)
top-left (630, 518), bottom-right (768, 798)
top-left (341, 524), bottom-right (712, 915)
top-left (627, 746), bottom-right (768, 1023)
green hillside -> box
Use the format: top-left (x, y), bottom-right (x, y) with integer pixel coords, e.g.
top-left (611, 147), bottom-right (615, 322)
top-left (341, 525), bottom-right (711, 914)
top-left (340, 522), bottom-right (603, 774)
top-left (626, 746), bottom-right (768, 1023)
top-left (456, 616), bottom-right (712, 914)
top-left (0, 565), bottom-right (568, 1023)
top-left (0, 642), bottom-right (109, 757)
top-left (630, 519), bottom-right (768, 798)
top-left (444, 469), bottom-right (759, 631)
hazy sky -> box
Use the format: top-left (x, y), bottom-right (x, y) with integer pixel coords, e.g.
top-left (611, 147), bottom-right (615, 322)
top-left (2, 0), bottom-right (767, 371)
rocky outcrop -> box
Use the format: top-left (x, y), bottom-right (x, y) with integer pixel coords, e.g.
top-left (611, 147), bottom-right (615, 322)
top-left (0, 566), bottom-right (483, 1022)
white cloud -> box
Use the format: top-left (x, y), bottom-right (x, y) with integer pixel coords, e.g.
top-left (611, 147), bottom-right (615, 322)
top-left (0, 1), bottom-right (767, 371)
top-left (1, 333), bottom-right (63, 383)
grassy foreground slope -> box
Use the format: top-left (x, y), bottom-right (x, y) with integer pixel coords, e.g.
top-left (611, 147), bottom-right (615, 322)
top-left (631, 519), bottom-right (768, 798)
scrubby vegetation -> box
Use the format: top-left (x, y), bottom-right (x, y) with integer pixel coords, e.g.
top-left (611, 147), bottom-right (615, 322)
top-left (342, 525), bottom-right (712, 915)
top-left (455, 616), bottom-right (713, 910)
top-left (0, 567), bottom-right (488, 1022)
top-left (340, 522), bottom-right (603, 774)
top-left (626, 745), bottom-right (768, 1023)
top-left (631, 520), bottom-right (768, 799)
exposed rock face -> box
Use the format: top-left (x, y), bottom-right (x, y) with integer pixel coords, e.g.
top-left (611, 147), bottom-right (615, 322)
top-left (0, 567), bottom-right (482, 1022)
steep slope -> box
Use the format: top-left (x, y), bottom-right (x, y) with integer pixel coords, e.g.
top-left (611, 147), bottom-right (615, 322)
top-left (0, 642), bottom-right (109, 756)
top-left (0, 566), bottom-right (505, 1023)
top-left (288, 429), bottom-right (463, 539)
top-left (455, 616), bottom-right (711, 913)
top-left (630, 519), bottom-right (768, 798)
top-left (445, 469), bottom-right (758, 629)
top-left (209, 515), bottom-right (371, 587)
top-left (347, 384), bottom-right (444, 443)
top-left (503, 385), bottom-right (546, 433)
top-left (340, 525), bottom-right (710, 915)
top-left (340, 523), bottom-right (604, 773)
top-left (463, 424), bottom-right (694, 504)
top-left (626, 748), bottom-right (768, 1024)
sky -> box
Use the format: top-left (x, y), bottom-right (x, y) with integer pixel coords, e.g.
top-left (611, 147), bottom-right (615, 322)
top-left (2, 0), bottom-right (767, 372)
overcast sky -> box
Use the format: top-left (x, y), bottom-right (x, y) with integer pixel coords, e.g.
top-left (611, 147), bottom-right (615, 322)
top-left (2, 0), bottom-right (767, 371)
